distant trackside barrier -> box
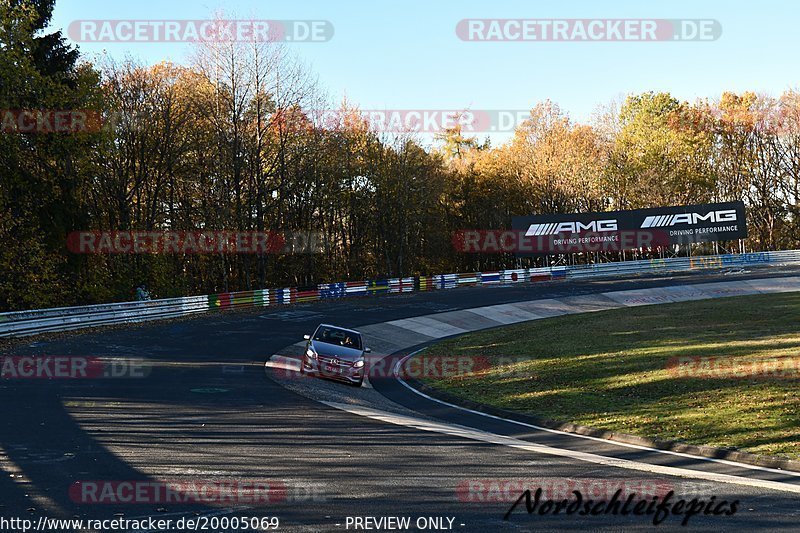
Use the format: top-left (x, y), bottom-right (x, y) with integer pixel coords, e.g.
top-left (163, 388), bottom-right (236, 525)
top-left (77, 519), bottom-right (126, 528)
top-left (0, 250), bottom-right (795, 337)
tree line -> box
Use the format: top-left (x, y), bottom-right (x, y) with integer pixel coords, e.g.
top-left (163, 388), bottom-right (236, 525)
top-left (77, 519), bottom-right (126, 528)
top-left (2, 1), bottom-right (799, 310)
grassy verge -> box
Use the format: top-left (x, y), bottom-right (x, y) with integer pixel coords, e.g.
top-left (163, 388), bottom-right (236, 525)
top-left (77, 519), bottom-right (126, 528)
top-left (421, 292), bottom-right (800, 458)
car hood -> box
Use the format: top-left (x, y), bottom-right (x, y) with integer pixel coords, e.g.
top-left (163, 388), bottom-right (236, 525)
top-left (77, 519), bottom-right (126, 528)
top-left (310, 340), bottom-right (363, 361)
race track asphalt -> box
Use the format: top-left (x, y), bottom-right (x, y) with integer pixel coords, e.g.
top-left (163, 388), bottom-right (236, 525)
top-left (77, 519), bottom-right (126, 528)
top-left (3, 266), bottom-right (800, 532)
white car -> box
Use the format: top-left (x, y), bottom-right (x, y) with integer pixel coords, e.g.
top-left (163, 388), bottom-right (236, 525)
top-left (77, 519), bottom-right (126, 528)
top-left (301, 324), bottom-right (371, 387)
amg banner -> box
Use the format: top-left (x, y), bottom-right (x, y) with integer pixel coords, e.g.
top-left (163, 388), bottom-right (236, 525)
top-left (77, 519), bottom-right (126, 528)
top-left (511, 201), bottom-right (747, 255)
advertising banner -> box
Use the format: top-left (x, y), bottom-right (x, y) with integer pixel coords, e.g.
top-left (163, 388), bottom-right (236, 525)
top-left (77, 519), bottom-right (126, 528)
top-left (510, 201), bottom-right (747, 255)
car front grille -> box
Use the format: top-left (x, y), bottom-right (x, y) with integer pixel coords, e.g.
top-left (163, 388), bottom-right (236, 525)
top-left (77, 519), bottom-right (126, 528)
top-left (317, 354), bottom-right (351, 367)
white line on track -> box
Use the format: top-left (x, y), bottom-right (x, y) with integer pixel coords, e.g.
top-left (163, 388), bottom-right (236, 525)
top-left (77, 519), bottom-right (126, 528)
top-left (322, 399), bottom-right (800, 495)
top-left (392, 351), bottom-right (800, 480)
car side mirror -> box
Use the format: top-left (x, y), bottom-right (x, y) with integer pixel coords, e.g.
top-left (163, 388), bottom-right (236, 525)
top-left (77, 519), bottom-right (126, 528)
top-left (364, 347), bottom-right (371, 353)
top-left (303, 334), bottom-right (311, 340)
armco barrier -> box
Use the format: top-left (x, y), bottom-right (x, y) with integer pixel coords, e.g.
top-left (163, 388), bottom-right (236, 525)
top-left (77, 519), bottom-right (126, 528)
top-left (367, 279), bottom-right (390, 294)
top-left (389, 278), bottom-right (415, 293)
top-left (237, 289), bottom-right (267, 308)
top-left (501, 269), bottom-right (527, 283)
top-left (296, 286), bottom-right (320, 303)
top-left (0, 295), bottom-right (210, 337)
top-left (318, 282), bottom-right (347, 299)
top-left (2, 249), bottom-right (800, 337)
top-left (457, 273), bottom-right (479, 286)
top-left (345, 281), bottom-right (367, 296)
top-left (479, 271), bottom-right (501, 284)
top-left (416, 276), bottom-right (435, 291)
top-left (528, 266), bottom-right (551, 282)
top-left (274, 288), bottom-right (295, 304)
top-left (435, 274), bottom-right (458, 289)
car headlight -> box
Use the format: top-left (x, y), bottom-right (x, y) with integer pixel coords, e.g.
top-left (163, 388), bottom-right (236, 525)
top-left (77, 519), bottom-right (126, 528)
top-left (306, 348), bottom-right (317, 359)
top-left (353, 359), bottom-right (365, 368)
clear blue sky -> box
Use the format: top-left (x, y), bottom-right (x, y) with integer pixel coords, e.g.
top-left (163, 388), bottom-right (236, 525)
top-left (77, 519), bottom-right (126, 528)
top-left (51, 0), bottom-right (796, 143)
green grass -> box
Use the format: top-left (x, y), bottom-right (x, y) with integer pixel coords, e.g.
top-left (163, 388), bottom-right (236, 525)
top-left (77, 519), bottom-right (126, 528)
top-left (421, 292), bottom-right (800, 458)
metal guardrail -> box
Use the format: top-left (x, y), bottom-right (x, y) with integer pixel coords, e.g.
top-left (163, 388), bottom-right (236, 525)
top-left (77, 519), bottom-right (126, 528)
top-left (0, 296), bottom-right (209, 336)
top-left (565, 250), bottom-right (790, 278)
top-left (2, 249), bottom-right (799, 338)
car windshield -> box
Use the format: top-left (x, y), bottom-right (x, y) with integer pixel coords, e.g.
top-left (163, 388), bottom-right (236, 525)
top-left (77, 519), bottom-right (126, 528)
top-left (313, 326), bottom-right (362, 349)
